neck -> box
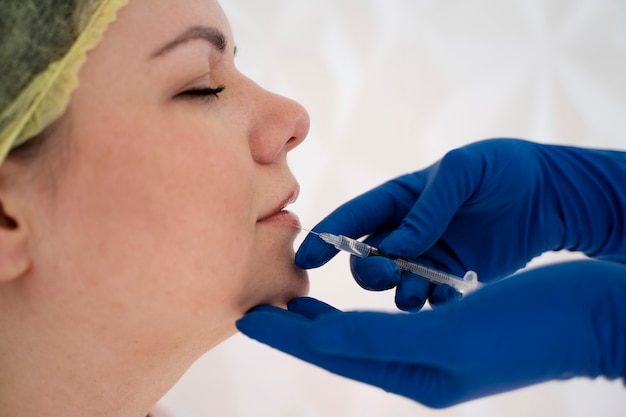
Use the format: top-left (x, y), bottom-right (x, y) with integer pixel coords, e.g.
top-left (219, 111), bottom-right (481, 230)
top-left (0, 330), bottom-right (194, 417)
top-left (0, 285), bottom-right (203, 417)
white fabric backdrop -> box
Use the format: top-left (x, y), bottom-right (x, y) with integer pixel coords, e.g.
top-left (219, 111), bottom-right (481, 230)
top-left (156, 1), bottom-right (626, 415)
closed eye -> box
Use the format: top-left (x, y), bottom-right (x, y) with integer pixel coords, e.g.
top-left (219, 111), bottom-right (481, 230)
top-left (176, 85), bottom-right (225, 102)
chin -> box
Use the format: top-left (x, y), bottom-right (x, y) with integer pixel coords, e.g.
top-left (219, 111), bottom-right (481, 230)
top-left (269, 265), bottom-right (310, 309)
top-left (240, 226), bottom-right (310, 310)
top-left (252, 253), bottom-right (310, 310)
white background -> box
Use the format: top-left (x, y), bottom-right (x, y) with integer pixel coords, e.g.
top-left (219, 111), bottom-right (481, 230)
top-left (156, 0), bottom-right (626, 415)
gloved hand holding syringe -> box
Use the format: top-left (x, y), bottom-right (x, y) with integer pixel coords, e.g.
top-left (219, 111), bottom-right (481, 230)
top-left (301, 228), bottom-right (482, 295)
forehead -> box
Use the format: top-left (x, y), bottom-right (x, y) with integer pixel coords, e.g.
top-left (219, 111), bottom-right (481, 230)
top-left (110, 0), bottom-right (233, 54)
top-left (62, 0), bottom-right (235, 143)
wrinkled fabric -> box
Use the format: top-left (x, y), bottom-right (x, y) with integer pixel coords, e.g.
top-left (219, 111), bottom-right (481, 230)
top-left (0, 0), bottom-right (129, 163)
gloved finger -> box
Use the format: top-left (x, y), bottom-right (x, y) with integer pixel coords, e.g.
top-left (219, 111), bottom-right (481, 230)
top-left (348, 228), bottom-right (400, 290)
top-left (394, 273), bottom-right (431, 312)
top-left (380, 150), bottom-right (485, 260)
top-left (238, 307), bottom-right (460, 408)
top-left (237, 308), bottom-right (406, 394)
top-left (296, 173), bottom-right (428, 269)
top-left (237, 308), bottom-right (316, 355)
top-left (287, 296), bottom-right (342, 319)
top-left (295, 232), bottom-right (340, 270)
top-left (350, 255), bottom-right (400, 291)
top-left (307, 310), bottom-right (454, 367)
top-left (247, 305), bottom-right (290, 314)
top-left (428, 284), bottom-right (462, 308)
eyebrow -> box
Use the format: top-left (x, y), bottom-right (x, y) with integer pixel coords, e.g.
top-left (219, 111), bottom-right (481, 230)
top-left (151, 26), bottom-right (227, 58)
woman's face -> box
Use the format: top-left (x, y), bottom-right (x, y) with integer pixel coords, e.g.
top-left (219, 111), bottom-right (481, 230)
top-left (28, 0), bottom-right (310, 352)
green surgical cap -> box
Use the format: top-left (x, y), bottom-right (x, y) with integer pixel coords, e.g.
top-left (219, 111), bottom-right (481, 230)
top-left (0, 0), bottom-right (129, 164)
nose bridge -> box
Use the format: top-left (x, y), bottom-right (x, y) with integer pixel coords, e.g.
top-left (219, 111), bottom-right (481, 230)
top-left (246, 81), bottom-right (310, 165)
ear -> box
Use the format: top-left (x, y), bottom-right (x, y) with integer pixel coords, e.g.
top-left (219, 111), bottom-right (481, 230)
top-left (0, 183), bottom-right (31, 282)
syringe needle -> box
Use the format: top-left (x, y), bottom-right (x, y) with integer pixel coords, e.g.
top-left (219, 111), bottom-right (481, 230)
top-left (299, 227), bottom-right (320, 237)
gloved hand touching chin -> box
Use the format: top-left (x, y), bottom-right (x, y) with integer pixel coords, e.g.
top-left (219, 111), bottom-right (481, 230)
top-left (237, 260), bottom-right (626, 407)
top-left (296, 138), bottom-right (626, 311)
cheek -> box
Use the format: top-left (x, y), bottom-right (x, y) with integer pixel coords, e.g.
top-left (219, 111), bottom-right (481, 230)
top-left (131, 140), bottom-right (257, 301)
top-left (39, 116), bottom-right (259, 338)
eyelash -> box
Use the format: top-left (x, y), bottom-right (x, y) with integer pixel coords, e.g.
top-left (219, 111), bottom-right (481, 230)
top-left (177, 85), bottom-right (226, 102)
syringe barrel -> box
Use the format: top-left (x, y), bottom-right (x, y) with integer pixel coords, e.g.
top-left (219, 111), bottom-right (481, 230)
top-left (320, 233), bottom-right (380, 258)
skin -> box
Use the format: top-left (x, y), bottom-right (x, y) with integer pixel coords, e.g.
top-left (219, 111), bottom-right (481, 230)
top-left (0, 0), bottom-right (310, 416)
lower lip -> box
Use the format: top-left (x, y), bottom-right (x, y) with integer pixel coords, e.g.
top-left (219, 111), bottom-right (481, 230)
top-left (258, 210), bottom-right (301, 229)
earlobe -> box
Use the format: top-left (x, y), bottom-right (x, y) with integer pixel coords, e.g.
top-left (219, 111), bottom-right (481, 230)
top-left (0, 200), bottom-right (31, 282)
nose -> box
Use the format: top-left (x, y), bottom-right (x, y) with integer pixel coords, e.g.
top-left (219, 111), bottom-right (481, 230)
top-left (246, 82), bottom-right (310, 164)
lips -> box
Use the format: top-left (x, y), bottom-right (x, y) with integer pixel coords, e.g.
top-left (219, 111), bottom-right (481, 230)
top-left (259, 210), bottom-right (301, 229)
top-left (257, 184), bottom-right (300, 223)
top-left (257, 183), bottom-right (300, 228)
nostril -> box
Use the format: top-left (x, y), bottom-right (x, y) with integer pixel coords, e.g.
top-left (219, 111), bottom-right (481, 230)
top-left (0, 202), bottom-right (18, 230)
top-left (285, 109), bottom-right (310, 152)
top-left (247, 86), bottom-right (310, 164)
top-left (285, 135), bottom-right (301, 152)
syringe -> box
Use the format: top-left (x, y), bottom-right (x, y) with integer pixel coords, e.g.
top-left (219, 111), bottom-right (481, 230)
top-left (306, 230), bottom-right (482, 294)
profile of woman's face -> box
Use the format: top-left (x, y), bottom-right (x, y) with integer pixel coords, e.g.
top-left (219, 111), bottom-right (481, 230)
top-left (28, 0), bottom-right (310, 353)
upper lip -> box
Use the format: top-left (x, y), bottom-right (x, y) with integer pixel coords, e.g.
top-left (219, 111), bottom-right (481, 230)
top-left (257, 183), bottom-right (300, 222)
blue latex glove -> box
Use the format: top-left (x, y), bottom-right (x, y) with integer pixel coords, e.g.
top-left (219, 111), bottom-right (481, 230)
top-left (237, 260), bottom-right (626, 408)
top-left (296, 139), bottom-right (626, 311)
